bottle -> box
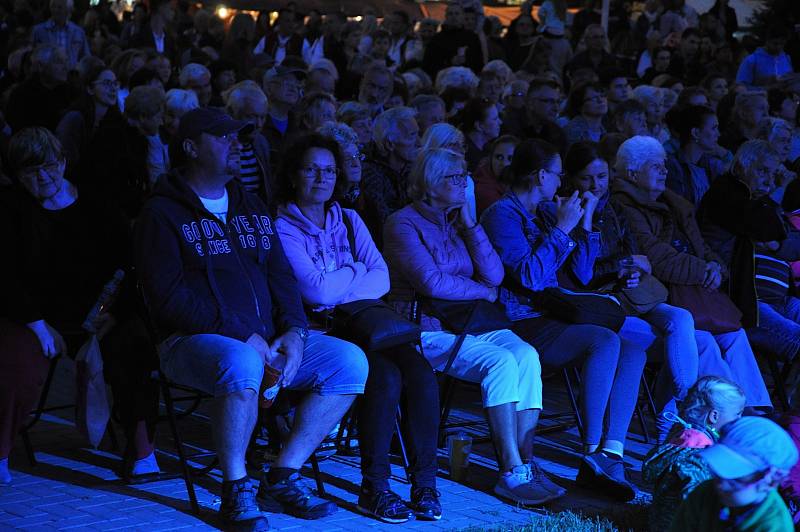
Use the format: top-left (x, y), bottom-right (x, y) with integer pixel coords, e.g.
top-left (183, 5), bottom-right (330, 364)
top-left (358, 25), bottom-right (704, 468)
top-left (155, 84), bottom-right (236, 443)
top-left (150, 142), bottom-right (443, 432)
top-left (259, 353), bottom-right (286, 409)
top-left (82, 269), bottom-right (126, 333)
top-left (448, 432), bottom-right (472, 482)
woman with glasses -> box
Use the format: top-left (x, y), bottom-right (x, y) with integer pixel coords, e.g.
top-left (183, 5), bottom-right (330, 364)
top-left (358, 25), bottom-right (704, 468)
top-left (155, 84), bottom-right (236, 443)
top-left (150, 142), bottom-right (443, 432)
top-left (482, 139), bottom-right (644, 502)
top-left (563, 81), bottom-right (608, 148)
top-left (611, 136), bottom-right (771, 412)
top-left (274, 134), bottom-right (442, 524)
top-left (0, 127), bottom-right (140, 485)
top-left (55, 64), bottom-right (123, 177)
top-left (383, 148), bottom-right (560, 507)
top-left (318, 122), bottom-right (365, 210)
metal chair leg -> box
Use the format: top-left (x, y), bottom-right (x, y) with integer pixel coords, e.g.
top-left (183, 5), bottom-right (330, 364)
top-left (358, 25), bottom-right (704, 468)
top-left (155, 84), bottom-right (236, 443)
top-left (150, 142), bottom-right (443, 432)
top-left (394, 407), bottom-right (411, 482)
top-left (768, 356), bottom-right (790, 411)
top-left (309, 454), bottom-right (326, 495)
top-left (562, 368), bottom-right (584, 440)
top-left (160, 375), bottom-right (200, 514)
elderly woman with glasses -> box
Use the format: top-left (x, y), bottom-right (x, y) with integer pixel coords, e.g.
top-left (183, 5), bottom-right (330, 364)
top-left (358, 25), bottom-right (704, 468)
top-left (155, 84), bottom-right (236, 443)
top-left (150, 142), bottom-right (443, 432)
top-left (383, 148), bottom-right (558, 507)
top-left (482, 138), bottom-right (645, 501)
top-left (274, 134), bottom-right (442, 523)
top-left (611, 135), bottom-right (772, 412)
top-left (0, 127), bottom-right (148, 485)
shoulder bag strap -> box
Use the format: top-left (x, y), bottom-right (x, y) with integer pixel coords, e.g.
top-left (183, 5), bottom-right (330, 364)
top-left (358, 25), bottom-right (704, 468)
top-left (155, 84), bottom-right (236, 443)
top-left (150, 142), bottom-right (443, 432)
top-left (340, 209), bottom-right (358, 262)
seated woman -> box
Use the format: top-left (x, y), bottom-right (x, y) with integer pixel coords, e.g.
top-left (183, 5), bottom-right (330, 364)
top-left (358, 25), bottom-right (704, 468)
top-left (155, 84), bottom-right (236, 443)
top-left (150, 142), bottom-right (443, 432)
top-left (563, 141), bottom-right (722, 440)
top-left (665, 105), bottom-right (733, 208)
top-left (611, 135), bottom-right (772, 411)
top-left (473, 134), bottom-right (518, 217)
top-left (481, 139), bottom-right (645, 501)
top-left (456, 98), bottom-right (503, 172)
top-left (383, 148), bottom-right (559, 506)
top-left (421, 122), bottom-right (478, 221)
top-left (632, 85), bottom-right (669, 144)
top-left (274, 134), bottom-right (441, 523)
top-left (563, 81), bottom-right (608, 148)
top-left (0, 127), bottom-right (154, 484)
top-left (317, 121), bottom-right (364, 211)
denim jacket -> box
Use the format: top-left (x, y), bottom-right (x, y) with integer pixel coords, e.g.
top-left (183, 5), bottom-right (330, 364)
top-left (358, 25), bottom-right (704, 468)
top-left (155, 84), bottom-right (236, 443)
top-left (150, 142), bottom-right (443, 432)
top-left (481, 191), bottom-right (601, 320)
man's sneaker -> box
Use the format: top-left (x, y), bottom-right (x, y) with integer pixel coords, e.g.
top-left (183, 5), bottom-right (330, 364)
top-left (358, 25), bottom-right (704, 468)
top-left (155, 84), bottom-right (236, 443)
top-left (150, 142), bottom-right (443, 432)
top-left (493, 465), bottom-right (563, 505)
top-left (526, 461), bottom-right (566, 498)
top-left (219, 480), bottom-right (270, 531)
top-left (409, 487), bottom-right (442, 521)
top-left (356, 487), bottom-right (413, 523)
top-left (576, 451), bottom-right (636, 501)
top-left (256, 472), bottom-right (337, 519)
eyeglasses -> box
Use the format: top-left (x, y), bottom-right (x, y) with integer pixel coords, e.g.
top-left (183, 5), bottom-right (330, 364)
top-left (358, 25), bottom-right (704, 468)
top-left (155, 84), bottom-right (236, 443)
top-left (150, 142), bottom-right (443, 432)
top-left (301, 166), bottom-right (338, 180)
top-left (93, 79), bottom-right (120, 89)
top-left (211, 132), bottom-right (238, 142)
top-left (531, 97), bottom-right (560, 105)
top-left (19, 159), bottom-right (64, 180)
top-left (544, 168), bottom-right (566, 180)
top-left (444, 172), bottom-right (469, 186)
top-left (345, 152), bottom-right (365, 166)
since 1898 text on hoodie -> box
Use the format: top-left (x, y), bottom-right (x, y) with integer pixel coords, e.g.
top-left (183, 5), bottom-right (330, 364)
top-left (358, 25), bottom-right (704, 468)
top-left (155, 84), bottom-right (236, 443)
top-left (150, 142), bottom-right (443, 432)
top-left (134, 172), bottom-right (307, 342)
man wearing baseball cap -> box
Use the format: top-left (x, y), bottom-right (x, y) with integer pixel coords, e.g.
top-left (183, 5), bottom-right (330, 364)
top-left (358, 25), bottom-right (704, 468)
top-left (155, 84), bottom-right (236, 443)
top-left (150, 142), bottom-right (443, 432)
top-left (135, 108), bottom-right (367, 530)
top-left (671, 416), bottom-right (798, 531)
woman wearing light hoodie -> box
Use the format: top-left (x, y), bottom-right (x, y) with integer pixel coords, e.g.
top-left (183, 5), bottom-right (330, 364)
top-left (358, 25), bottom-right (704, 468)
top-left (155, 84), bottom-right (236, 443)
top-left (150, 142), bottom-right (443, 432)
top-left (274, 134), bottom-right (441, 524)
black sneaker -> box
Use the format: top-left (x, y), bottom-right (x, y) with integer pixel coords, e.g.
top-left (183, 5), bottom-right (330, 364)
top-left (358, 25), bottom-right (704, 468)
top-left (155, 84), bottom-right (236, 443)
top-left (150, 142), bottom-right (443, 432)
top-left (357, 487), bottom-right (413, 524)
top-left (256, 472), bottom-right (337, 519)
top-left (219, 480), bottom-right (270, 531)
top-left (576, 451), bottom-right (636, 501)
top-left (409, 487), bottom-right (442, 521)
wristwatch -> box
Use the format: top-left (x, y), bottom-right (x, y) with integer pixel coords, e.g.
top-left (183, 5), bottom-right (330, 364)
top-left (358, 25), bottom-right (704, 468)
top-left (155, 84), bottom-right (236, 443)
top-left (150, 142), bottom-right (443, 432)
top-left (287, 326), bottom-right (309, 342)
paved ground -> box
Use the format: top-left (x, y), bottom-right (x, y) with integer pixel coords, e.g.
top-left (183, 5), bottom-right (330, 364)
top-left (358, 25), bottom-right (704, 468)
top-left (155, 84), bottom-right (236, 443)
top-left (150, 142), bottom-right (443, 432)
top-left (1, 358), bottom-right (656, 531)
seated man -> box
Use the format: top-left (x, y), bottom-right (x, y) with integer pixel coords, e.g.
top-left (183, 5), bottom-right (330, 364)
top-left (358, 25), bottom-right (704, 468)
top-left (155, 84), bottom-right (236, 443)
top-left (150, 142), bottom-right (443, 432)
top-left (135, 108), bottom-right (368, 530)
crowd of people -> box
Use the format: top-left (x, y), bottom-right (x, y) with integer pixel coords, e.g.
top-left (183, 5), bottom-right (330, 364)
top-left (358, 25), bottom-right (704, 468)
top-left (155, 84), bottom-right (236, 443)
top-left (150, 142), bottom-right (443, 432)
top-left (2, 0), bottom-right (800, 530)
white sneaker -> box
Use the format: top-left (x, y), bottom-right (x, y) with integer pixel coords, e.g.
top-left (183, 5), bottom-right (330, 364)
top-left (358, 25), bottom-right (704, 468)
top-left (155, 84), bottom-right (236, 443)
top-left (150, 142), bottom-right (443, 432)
top-left (493, 465), bottom-right (563, 505)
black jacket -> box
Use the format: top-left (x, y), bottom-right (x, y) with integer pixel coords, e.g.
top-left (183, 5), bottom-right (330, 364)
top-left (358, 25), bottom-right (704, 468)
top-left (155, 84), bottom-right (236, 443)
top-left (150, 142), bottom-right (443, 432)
top-left (697, 173), bottom-right (788, 327)
top-left (134, 172), bottom-right (306, 342)
top-left (422, 25), bottom-right (483, 76)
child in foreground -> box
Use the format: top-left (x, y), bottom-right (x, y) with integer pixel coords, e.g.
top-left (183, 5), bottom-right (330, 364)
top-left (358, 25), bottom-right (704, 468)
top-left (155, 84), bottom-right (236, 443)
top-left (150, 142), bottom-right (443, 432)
top-left (670, 416), bottom-right (798, 532)
top-left (643, 376), bottom-right (746, 530)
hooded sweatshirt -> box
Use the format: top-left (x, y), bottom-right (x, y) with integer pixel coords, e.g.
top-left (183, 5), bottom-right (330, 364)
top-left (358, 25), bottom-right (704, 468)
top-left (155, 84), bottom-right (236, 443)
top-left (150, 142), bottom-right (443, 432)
top-left (275, 201), bottom-right (389, 312)
top-left (134, 172), bottom-right (306, 342)
top-left (736, 47), bottom-right (794, 88)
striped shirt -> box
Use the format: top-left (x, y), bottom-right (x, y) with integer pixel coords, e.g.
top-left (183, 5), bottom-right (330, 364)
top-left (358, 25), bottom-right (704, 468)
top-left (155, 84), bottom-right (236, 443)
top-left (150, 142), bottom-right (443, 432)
top-left (754, 253), bottom-right (791, 303)
top-left (237, 142), bottom-right (262, 194)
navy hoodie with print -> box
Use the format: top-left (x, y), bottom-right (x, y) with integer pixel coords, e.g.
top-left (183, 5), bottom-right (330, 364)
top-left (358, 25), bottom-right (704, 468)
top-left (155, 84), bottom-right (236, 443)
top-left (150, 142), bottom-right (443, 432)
top-left (134, 171), bottom-right (307, 342)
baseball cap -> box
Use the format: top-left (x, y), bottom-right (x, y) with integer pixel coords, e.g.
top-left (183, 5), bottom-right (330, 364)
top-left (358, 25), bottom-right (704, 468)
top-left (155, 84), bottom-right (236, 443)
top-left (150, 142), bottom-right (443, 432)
top-left (264, 64), bottom-right (307, 82)
top-left (176, 108), bottom-right (254, 143)
top-left (699, 416), bottom-right (799, 480)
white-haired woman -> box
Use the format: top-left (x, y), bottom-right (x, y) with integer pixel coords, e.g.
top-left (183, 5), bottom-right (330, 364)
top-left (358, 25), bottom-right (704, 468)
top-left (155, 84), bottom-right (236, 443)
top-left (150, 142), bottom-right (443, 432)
top-left (179, 62), bottom-right (212, 107)
top-left (383, 148), bottom-right (560, 506)
top-left (434, 66), bottom-right (479, 95)
top-left (224, 82), bottom-right (274, 208)
top-left (318, 121), bottom-right (364, 209)
top-left (163, 88), bottom-right (198, 140)
top-left (421, 122), bottom-right (478, 221)
top-left (632, 85), bottom-right (669, 144)
top-left (611, 136), bottom-right (772, 412)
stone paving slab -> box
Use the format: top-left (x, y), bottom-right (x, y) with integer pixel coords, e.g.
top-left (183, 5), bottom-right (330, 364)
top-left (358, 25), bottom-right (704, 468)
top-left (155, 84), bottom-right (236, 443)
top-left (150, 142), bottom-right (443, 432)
top-left (1, 355), bottom-right (656, 530)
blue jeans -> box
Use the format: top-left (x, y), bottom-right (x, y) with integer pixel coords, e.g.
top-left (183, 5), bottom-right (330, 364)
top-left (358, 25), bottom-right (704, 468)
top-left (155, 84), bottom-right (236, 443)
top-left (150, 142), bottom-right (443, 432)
top-left (159, 332), bottom-right (368, 397)
top-left (748, 298), bottom-right (800, 362)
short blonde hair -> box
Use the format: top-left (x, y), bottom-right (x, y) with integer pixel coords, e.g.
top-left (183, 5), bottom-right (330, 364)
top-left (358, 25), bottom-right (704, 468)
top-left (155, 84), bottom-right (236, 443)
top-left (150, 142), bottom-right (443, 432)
top-left (421, 122), bottom-right (464, 152)
top-left (407, 148), bottom-right (464, 201)
top-left (8, 127), bottom-right (64, 177)
top-left (615, 135), bottom-right (665, 177)
top-left (165, 89), bottom-right (199, 118)
top-left (679, 376), bottom-right (745, 425)
top-left (224, 82), bottom-right (268, 118)
top-left (179, 63), bottom-right (210, 87)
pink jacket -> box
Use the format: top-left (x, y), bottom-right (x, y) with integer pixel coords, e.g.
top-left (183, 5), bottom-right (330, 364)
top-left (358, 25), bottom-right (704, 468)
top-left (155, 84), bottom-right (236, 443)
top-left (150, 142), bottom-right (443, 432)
top-left (382, 201), bottom-right (504, 331)
top-left (275, 202), bottom-right (389, 311)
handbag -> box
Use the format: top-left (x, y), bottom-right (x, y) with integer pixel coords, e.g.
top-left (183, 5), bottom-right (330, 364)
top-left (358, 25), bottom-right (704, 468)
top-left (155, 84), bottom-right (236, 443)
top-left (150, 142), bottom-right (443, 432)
top-left (330, 211), bottom-right (421, 351)
top-left (331, 299), bottom-right (420, 351)
top-left (538, 287), bottom-right (627, 332)
top-left (615, 273), bottom-right (669, 315)
top-left (423, 297), bottom-right (512, 335)
top-left (668, 284), bottom-right (742, 334)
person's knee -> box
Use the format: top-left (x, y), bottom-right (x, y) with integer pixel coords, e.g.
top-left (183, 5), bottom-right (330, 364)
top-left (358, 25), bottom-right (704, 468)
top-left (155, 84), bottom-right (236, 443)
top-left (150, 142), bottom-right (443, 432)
top-left (662, 306), bottom-right (695, 335)
top-left (339, 342), bottom-right (370, 387)
top-left (511, 342), bottom-right (542, 379)
top-left (219, 343), bottom-right (264, 393)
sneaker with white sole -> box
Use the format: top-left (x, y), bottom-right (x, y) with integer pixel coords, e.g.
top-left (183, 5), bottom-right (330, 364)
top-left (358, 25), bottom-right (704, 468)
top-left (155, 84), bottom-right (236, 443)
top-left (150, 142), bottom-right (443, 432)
top-left (526, 460), bottom-right (566, 498)
top-left (493, 465), bottom-right (564, 505)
